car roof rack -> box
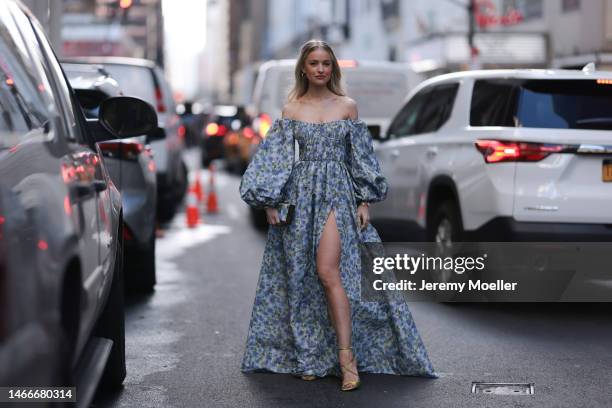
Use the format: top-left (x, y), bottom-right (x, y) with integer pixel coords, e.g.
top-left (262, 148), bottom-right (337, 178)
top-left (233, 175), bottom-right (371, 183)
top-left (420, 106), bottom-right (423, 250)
top-left (582, 62), bottom-right (596, 74)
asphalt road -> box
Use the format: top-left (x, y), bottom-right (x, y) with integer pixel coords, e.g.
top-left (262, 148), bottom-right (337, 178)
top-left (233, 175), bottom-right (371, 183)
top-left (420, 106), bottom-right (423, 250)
top-left (93, 160), bottom-right (612, 408)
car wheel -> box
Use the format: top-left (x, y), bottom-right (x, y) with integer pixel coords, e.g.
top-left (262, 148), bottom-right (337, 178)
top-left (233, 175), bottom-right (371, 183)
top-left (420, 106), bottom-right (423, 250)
top-left (427, 200), bottom-right (464, 244)
top-left (156, 199), bottom-right (176, 223)
top-left (131, 232), bottom-right (156, 293)
top-left (201, 148), bottom-right (211, 168)
top-left (427, 201), bottom-right (465, 291)
top-left (94, 221), bottom-right (126, 390)
top-left (57, 264), bottom-right (81, 387)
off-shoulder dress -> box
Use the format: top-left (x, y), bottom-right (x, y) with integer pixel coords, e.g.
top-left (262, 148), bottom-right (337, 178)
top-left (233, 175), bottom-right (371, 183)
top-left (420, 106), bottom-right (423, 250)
top-left (239, 118), bottom-right (436, 378)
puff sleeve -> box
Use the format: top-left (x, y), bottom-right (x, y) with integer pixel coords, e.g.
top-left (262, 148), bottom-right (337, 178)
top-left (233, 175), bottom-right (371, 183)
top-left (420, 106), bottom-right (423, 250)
top-left (239, 119), bottom-right (294, 209)
top-left (347, 119), bottom-right (388, 204)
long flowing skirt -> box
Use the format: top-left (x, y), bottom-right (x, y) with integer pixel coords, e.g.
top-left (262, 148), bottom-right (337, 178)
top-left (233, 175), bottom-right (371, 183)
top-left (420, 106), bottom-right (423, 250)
top-left (240, 161), bottom-right (436, 378)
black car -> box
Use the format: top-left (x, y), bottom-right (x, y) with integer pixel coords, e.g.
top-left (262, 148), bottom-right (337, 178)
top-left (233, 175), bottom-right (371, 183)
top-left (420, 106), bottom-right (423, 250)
top-left (201, 104), bottom-right (250, 169)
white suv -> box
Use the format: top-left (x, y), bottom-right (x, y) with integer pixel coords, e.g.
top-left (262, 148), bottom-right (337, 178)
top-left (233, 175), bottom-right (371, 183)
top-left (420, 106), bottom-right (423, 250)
top-left (372, 68), bottom-right (612, 242)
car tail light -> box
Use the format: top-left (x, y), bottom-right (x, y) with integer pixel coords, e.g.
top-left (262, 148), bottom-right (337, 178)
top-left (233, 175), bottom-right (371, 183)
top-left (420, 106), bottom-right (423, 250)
top-left (155, 88), bottom-right (166, 113)
top-left (99, 142), bottom-right (144, 161)
top-left (475, 139), bottom-right (572, 163)
top-left (205, 123), bottom-right (227, 137)
top-left (37, 240), bottom-right (48, 251)
top-left (178, 124), bottom-right (186, 140)
top-left (243, 127), bottom-right (255, 139)
top-left (258, 113), bottom-right (272, 138)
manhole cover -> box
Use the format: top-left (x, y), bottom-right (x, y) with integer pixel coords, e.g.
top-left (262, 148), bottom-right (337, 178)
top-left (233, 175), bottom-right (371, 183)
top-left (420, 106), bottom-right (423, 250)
top-left (471, 382), bottom-right (534, 395)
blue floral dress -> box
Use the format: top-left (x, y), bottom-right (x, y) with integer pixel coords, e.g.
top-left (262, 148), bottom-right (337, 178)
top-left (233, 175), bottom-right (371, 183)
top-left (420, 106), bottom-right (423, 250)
top-left (239, 118), bottom-right (436, 378)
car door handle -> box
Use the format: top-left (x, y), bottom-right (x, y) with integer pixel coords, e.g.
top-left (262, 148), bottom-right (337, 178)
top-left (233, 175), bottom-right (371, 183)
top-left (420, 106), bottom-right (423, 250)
top-left (93, 180), bottom-right (107, 192)
top-left (426, 147), bottom-right (438, 157)
top-left (390, 149), bottom-right (400, 159)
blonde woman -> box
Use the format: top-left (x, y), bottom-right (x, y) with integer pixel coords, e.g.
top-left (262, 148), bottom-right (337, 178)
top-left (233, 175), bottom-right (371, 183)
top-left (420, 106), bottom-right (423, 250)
top-left (239, 39), bottom-right (436, 391)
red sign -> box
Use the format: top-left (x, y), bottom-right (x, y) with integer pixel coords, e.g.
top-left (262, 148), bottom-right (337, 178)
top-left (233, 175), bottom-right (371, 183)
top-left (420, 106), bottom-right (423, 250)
top-left (474, 0), bottom-right (524, 28)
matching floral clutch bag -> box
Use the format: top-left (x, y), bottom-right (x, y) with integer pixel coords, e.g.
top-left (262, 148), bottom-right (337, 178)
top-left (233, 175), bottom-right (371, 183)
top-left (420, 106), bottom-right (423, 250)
top-left (277, 202), bottom-right (295, 225)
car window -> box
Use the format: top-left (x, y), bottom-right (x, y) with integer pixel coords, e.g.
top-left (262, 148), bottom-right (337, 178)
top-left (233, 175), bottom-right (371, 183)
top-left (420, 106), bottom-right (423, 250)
top-left (8, 5), bottom-right (85, 144)
top-left (471, 78), bottom-right (612, 130)
top-left (0, 5), bottom-right (51, 148)
top-left (414, 83), bottom-right (459, 134)
top-left (470, 79), bottom-right (519, 127)
top-left (25, 14), bottom-right (80, 141)
top-left (102, 64), bottom-right (157, 107)
top-left (517, 80), bottom-right (612, 130)
top-left (276, 70), bottom-right (293, 108)
top-left (154, 66), bottom-right (176, 113)
top-left (344, 70), bottom-right (410, 119)
top-left (387, 87), bottom-right (430, 138)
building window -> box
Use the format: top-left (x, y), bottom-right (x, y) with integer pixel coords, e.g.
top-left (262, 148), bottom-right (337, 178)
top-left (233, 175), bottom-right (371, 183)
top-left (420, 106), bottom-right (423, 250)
top-left (502, 0), bottom-right (543, 21)
top-left (524, 0), bottom-right (543, 19)
top-left (562, 0), bottom-right (580, 12)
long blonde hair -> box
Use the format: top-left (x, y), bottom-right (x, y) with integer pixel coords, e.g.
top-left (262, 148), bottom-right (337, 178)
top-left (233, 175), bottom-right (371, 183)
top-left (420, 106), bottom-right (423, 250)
top-left (288, 39), bottom-right (345, 102)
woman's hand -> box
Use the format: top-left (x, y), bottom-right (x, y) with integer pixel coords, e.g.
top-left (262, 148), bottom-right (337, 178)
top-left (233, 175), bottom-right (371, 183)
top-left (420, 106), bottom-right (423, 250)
top-left (356, 203), bottom-right (370, 230)
top-left (265, 207), bottom-right (281, 225)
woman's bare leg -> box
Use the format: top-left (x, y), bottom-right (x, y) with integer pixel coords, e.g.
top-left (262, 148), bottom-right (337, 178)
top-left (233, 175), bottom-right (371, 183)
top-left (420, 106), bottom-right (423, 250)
top-left (316, 210), bottom-right (359, 385)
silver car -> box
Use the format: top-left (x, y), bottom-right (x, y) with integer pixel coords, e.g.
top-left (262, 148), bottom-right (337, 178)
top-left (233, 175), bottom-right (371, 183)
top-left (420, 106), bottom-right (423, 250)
top-left (0, 0), bottom-right (156, 400)
top-left (63, 57), bottom-right (188, 223)
top-left (63, 63), bottom-right (158, 292)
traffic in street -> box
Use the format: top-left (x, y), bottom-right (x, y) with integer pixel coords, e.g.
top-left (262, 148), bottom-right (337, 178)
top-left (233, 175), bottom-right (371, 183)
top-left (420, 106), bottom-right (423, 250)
top-left (2, 1), bottom-right (612, 407)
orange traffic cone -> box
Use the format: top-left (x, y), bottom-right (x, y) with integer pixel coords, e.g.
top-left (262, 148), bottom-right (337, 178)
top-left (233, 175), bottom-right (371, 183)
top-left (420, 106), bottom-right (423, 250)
top-left (186, 184), bottom-right (200, 228)
top-left (206, 163), bottom-right (219, 214)
top-left (194, 169), bottom-right (204, 203)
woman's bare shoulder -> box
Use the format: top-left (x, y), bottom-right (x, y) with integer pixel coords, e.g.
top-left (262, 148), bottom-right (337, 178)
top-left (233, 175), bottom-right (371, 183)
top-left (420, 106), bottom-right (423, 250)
top-left (281, 100), bottom-right (300, 119)
top-left (341, 96), bottom-right (358, 119)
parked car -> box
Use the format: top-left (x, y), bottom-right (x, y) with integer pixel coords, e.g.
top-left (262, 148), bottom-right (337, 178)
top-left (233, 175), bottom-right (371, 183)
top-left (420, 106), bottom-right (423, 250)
top-left (372, 67), bottom-right (612, 243)
top-left (247, 59), bottom-right (423, 229)
top-left (63, 57), bottom-right (188, 223)
top-left (63, 62), bottom-right (158, 292)
top-left (0, 0), bottom-right (156, 401)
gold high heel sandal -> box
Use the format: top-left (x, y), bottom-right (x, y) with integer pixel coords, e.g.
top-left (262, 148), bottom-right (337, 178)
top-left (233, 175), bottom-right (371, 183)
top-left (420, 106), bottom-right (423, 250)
top-left (338, 346), bottom-right (361, 391)
top-left (300, 375), bottom-right (317, 381)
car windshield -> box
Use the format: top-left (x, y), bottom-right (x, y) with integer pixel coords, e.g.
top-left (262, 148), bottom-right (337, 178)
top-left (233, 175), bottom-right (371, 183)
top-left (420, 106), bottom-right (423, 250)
top-left (471, 79), bottom-right (612, 130)
top-left (100, 64), bottom-right (156, 107)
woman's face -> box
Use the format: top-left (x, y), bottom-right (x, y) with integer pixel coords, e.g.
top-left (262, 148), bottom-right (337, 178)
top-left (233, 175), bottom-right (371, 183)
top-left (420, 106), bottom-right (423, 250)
top-left (302, 48), bottom-right (333, 86)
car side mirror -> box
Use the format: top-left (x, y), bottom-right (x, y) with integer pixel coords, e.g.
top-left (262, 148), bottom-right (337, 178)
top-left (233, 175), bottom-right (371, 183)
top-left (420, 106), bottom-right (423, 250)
top-left (146, 126), bottom-right (166, 143)
top-left (368, 125), bottom-right (385, 141)
top-left (99, 96), bottom-right (158, 138)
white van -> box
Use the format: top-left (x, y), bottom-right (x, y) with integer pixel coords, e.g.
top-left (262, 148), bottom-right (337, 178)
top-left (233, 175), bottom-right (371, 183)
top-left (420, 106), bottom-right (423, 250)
top-left (249, 59), bottom-right (423, 140)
